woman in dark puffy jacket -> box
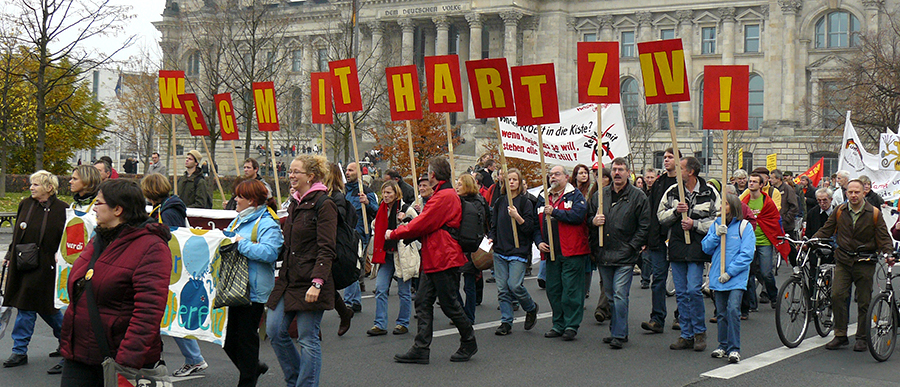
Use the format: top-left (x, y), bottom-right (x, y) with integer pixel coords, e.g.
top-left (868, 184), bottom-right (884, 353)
top-left (455, 173), bottom-right (489, 324)
top-left (266, 155), bottom-right (337, 387)
top-left (59, 179), bottom-right (171, 386)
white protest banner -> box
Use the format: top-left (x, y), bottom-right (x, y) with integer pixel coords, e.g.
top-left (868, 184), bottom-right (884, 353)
top-left (55, 208), bottom-right (97, 309)
top-left (160, 227), bottom-right (230, 346)
top-left (838, 113), bottom-right (900, 201)
top-left (878, 133), bottom-right (900, 171)
top-left (498, 103), bottom-right (630, 168)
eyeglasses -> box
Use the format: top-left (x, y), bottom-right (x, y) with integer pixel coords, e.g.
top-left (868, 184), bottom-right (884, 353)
top-left (95, 201), bottom-right (108, 207)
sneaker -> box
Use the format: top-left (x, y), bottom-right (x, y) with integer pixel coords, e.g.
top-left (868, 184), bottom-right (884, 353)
top-left (537, 279), bottom-right (546, 289)
top-left (740, 314), bottom-right (748, 321)
top-left (641, 321), bottom-right (663, 333)
top-left (351, 304), bottom-right (362, 313)
top-left (367, 326), bottom-right (388, 336)
top-left (758, 293), bottom-right (770, 304)
top-left (709, 316), bottom-right (718, 323)
top-left (561, 329), bottom-right (577, 341)
top-left (693, 332), bottom-right (707, 351)
top-left (824, 336), bottom-right (849, 350)
top-left (640, 282), bottom-right (650, 289)
top-left (392, 325), bottom-right (409, 335)
top-left (728, 351), bottom-right (741, 364)
top-left (672, 321), bottom-right (681, 331)
top-left (669, 337), bottom-right (694, 350)
top-left (710, 349), bottom-right (726, 358)
top-left (609, 337), bottom-right (625, 349)
top-left (495, 323), bottom-right (512, 336)
top-left (544, 329), bottom-right (563, 338)
top-left (603, 336), bottom-right (628, 344)
top-left (524, 304), bottom-right (539, 331)
top-left (173, 361), bottom-right (208, 377)
top-left (485, 277), bottom-right (496, 283)
top-left (47, 362), bottom-right (63, 375)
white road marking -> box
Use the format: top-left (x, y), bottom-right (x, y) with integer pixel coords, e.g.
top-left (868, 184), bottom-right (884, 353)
top-left (702, 323), bottom-right (858, 380)
top-left (172, 375), bottom-right (206, 383)
top-left (433, 312), bottom-right (553, 338)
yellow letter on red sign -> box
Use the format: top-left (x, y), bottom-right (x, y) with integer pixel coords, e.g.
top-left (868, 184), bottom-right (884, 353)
top-left (465, 58), bottom-right (516, 119)
top-left (385, 65), bottom-right (422, 121)
top-left (158, 70), bottom-right (185, 114)
top-left (510, 63), bottom-right (560, 126)
top-left (424, 55), bottom-right (464, 113)
top-left (577, 42), bottom-right (620, 104)
top-left (214, 93), bottom-right (239, 141)
top-left (636, 39), bottom-right (690, 105)
top-left (329, 58), bottom-right (363, 113)
top-left (252, 82), bottom-right (280, 132)
top-left (176, 93), bottom-right (210, 137)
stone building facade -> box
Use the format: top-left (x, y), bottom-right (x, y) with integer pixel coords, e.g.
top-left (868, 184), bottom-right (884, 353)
top-left (155, 0), bottom-right (893, 178)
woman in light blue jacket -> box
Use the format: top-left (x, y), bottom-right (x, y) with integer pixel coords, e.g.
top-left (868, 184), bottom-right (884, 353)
top-left (702, 193), bottom-right (755, 365)
top-left (225, 179), bottom-right (283, 387)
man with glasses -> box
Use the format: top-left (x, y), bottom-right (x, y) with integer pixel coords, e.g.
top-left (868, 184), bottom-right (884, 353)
top-left (537, 165), bottom-right (590, 341)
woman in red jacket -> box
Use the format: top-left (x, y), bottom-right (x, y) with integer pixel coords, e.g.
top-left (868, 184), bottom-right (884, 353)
top-left (59, 179), bottom-right (172, 386)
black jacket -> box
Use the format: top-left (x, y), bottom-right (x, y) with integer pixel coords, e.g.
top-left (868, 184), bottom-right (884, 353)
top-left (587, 182), bottom-right (651, 266)
top-left (398, 179), bottom-right (415, 207)
top-left (805, 206), bottom-right (831, 238)
top-left (647, 173), bottom-right (678, 250)
top-left (490, 193), bottom-right (537, 258)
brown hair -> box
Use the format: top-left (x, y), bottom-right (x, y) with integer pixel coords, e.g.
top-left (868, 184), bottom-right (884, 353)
top-left (457, 173), bottom-right (479, 196)
top-left (235, 179), bottom-right (278, 211)
top-left (141, 173), bottom-right (172, 203)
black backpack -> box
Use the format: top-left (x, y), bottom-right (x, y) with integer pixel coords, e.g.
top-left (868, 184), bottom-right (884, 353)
top-left (313, 194), bottom-right (361, 290)
top-left (446, 195), bottom-right (486, 253)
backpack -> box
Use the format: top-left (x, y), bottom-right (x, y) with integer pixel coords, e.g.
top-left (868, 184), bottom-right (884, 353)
top-left (446, 195), bottom-right (487, 253)
top-left (834, 203), bottom-right (880, 225)
top-left (313, 194), bottom-right (361, 290)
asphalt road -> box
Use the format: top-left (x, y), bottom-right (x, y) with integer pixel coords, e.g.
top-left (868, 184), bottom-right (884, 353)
top-left (0, 253), bottom-right (898, 386)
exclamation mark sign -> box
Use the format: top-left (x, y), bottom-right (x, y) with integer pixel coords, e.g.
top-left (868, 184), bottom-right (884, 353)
top-left (719, 76), bottom-right (732, 122)
top-left (317, 78), bottom-right (326, 115)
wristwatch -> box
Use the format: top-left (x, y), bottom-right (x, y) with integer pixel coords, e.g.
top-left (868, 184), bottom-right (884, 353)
top-left (311, 282), bottom-right (322, 289)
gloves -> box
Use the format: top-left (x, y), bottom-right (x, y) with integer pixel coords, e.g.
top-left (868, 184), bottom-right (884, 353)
top-left (718, 273), bottom-right (731, 283)
top-left (716, 225), bottom-right (728, 236)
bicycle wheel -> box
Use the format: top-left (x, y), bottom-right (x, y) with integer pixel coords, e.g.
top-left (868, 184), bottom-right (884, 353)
top-left (813, 270), bottom-right (834, 337)
top-left (666, 273), bottom-right (675, 297)
top-left (867, 292), bottom-right (897, 362)
top-left (775, 277), bottom-right (809, 348)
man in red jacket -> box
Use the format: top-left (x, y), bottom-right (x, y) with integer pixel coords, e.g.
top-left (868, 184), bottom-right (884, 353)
top-left (387, 156), bottom-right (477, 364)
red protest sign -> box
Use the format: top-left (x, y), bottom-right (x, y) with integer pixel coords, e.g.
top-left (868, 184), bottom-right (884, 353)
top-left (158, 70), bottom-right (185, 114)
top-left (310, 72), bottom-right (333, 124)
top-left (386, 65), bottom-right (423, 121)
top-left (424, 55), bottom-right (464, 113)
top-left (703, 65), bottom-right (749, 130)
top-left (465, 58), bottom-right (516, 119)
top-left (252, 82), bottom-right (280, 132)
top-left (637, 39), bottom-right (691, 105)
top-left (214, 93), bottom-right (239, 141)
top-left (329, 58), bottom-right (363, 113)
top-left (510, 63), bottom-right (560, 126)
top-left (176, 94), bottom-right (210, 137)
top-left (577, 42), bottom-right (620, 104)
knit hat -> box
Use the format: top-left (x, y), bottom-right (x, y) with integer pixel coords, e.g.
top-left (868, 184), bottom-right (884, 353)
top-left (187, 150), bottom-right (202, 163)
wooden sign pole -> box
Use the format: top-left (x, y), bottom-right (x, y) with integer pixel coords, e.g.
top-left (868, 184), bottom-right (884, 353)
top-left (596, 104), bottom-right (604, 247)
top-left (445, 113), bottom-right (457, 188)
top-left (537, 125), bottom-right (555, 262)
top-left (493, 117), bottom-right (519, 248)
top-left (231, 142), bottom-right (241, 176)
top-left (267, 132), bottom-right (282, 206)
top-left (406, 120), bottom-right (420, 206)
top-left (667, 102), bottom-right (690, 244)
top-left (171, 117), bottom-right (178, 195)
top-left (721, 131), bottom-right (728, 270)
top-left (321, 123), bottom-right (326, 155)
top-left (349, 112), bottom-right (369, 234)
top-left (201, 139), bottom-right (227, 206)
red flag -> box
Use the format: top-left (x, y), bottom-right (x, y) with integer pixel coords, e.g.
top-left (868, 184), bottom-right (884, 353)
top-left (794, 157), bottom-right (825, 187)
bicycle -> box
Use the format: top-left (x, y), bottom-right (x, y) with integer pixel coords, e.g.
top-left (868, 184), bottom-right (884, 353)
top-left (867, 252), bottom-right (899, 362)
top-left (774, 236), bottom-right (836, 348)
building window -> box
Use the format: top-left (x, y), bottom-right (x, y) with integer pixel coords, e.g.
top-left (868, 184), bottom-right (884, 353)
top-left (693, 151), bottom-right (709, 173)
top-left (749, 74), bottom-right (763, 130)
top-left (815, 11), bottom-right (860, 48)
top-left (653, 151), bottom-right (665, 170)
top-left (292, 50), bottom-right (302, 72)
top-left (448, 24), bottom-right (459, 55)
top-left (621, 31), bottom-right (635, 57)
top-left (701, 27), bottom-right (716, 54)
top-left (660, 28), bottom-right (675, 40)
top-left (317, 49), bottom-right (328, 72)
top-left (821, 81), bottom-right (844, 129)
top-left (583, 32), bottom-right (597, 42)
top-left (621, 77), bottom-right (640, 130)
top-left (659, 104), bottom-right (679, 130)
top-left (186, 50), bottom-right (200, 76)
top-left (698, 80), bottom-right (704, 130)
top-left (739, 151), bottom-right (753, 172)
top-left (744, 24), bottom-right (760, 52)
top-left (481, 26), bottom-right (490, 59)
top-left (811, 151), bottom-right (839, 178)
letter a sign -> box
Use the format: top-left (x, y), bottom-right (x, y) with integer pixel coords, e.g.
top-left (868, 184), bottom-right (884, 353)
top-left (385, 65), bottom-right (423, 121)
top-left (253, 82), bottom-right (280, 132)
top-left (510, 63), bottom-right (560, 126)
top-left (637, 39), bottom-right (690, 105)
top-left (310, 72), bottom-right (333, 125)
top-left (424, 55), bottom-right (464, 113)
top-left (214, 93), bottom-right (239, 141)
top-left (465, 58), bottom-right (516, 119)
top-left (577, 42), bottom-right (620, 104)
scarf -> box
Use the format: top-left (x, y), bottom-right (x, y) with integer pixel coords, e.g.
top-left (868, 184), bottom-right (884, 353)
top-left (372, 200), bottom-right (400, 264)
top-left (742, 192), bottom-right (791, 261)
top-left (72, 192), bottom-right (97, 207)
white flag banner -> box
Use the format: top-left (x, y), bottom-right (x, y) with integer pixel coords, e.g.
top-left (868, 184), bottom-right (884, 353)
top-left (837, 112), bottom-right (900, 201)
top-left (878, 133), bottom-right (900, 171)
top-left (498, 103), bottom-right (630, 168)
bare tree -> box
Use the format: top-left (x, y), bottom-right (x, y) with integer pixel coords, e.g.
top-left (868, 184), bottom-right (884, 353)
top-left (6, 0), bottom-right (133, 170)
top-left (117, 53), bottom-right (165, 173)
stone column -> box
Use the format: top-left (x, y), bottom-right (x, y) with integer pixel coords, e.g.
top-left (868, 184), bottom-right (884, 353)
top-left (862, 0), bottom-right (883, 34)
top-left (779, 0), bottom-right (800, 122)
top-left (720, 7), bottom-right (736, 65)
top-left (434, 16), bottom-right (450, 56)
top-left (458, 23), bottom-right (470, 119)
top-left (500, 10), bottom-right (523, 66)
top-left (637, 11), bottom-right (652, 42)
top-left (567, 16), bottom-right (577, 108)
top-left (368, 21), bottom-right (385, 71)
top-left (399, 18), bottom-right (415, 66)
top-left (466, 13), bottom-right (483, 120)
top-left (599, 15), bottom-right (614, 41)
top-left (677, 10), bottom-right (693, 125)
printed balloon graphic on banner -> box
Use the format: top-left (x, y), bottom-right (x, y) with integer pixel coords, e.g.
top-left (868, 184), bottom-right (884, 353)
top-left (168, 236), bottom-right (182, 285)
top-left (183, 235), bottom-right (211, 278)
top-left (55, 208), bottom-right (96, 308)
top-left (179, 278), bottom-right (209, 331)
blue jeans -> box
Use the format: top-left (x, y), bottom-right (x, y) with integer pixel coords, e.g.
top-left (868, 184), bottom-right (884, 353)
top-left (640, 249), bottom-right (652, 285)
top-left (670, 261), bottom-right (706, 339)
top-left (538, 260), bottom-right (546, 281)
top-left (173, 337), bottom-right (204, 365)
top-left (342, 235), bottom-right (369, 307)
top-left (598, 265), bottom-right (633, 339)
top-left (266, 298), bottom-right (324, 387)
top-left (742, 244), bottom-right (777, 313)
top-left (12, 309), bottom-right (63, 355)
top-left (459, 272), bottom-right (477, 323)
top-left (374, 258), bottom-right (412, 330)
top-left (649, 247), bottom-right (669, 324)
top-left (714, 289), bottom-right (744, 353)
top-left (493, 254), bottom-right (537, 324)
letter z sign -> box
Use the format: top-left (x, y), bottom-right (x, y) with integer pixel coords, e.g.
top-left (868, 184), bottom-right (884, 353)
top-left (637, 39), bottom-right (690, 105)
top-left (577, 42), bottom-right (620, 104)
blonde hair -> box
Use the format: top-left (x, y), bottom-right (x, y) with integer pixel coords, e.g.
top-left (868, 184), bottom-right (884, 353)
top-left (141, 173), bottom-right (172, 203)
top-left (30, 170), bottom-right (59, 196)
top-left (502, 168), bottom-right (525, 197)
top-left (457, 173), bottom-right (478, 196)
top-left (295, 155), bottom-right (329, 183)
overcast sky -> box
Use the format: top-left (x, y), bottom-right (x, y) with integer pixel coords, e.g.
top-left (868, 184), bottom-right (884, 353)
top-left (80, 0), bottom-right (165, 66)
